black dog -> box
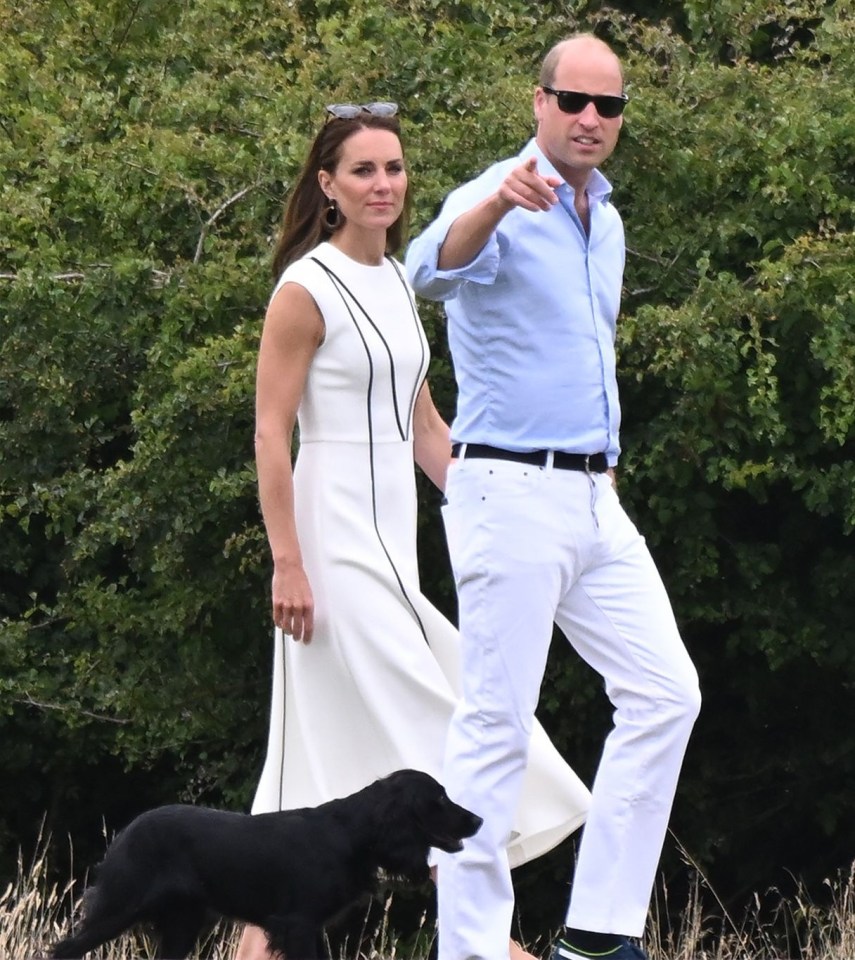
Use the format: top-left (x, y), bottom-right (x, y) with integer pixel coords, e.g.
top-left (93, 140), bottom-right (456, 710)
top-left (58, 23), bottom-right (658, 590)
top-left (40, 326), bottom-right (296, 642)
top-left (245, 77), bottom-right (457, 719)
top-left (50, 769), bottom-right (481, 959)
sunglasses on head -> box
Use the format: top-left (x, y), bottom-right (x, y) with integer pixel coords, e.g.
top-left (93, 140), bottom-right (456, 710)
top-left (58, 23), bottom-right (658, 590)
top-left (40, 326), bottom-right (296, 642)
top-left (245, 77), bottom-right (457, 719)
top-left (325, 101), bottom-right (399, 120)
top-left (541, 86), bottom-right (629, 119)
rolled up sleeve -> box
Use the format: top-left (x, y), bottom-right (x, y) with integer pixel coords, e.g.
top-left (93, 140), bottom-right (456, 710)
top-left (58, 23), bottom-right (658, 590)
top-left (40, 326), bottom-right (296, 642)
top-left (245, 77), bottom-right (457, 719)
top-left (405, 167), bottom-right (510, 301)
top-left (406, 222), bottom-right (501, 301)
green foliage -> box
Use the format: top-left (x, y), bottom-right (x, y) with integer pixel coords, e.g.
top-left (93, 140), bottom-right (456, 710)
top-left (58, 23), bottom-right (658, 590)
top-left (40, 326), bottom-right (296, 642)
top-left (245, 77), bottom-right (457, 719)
top-left (1, 0), bottom-right (853, 935)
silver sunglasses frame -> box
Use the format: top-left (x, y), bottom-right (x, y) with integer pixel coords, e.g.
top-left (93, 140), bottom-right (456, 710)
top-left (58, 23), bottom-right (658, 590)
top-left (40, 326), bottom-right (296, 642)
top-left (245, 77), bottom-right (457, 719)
top-left (325, 101), bottom-right (399, 120)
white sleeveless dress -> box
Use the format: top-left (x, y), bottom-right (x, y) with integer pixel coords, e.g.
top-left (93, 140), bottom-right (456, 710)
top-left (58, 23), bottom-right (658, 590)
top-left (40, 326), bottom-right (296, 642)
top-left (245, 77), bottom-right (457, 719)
top-left (252, 242), bottom-right (589, 866)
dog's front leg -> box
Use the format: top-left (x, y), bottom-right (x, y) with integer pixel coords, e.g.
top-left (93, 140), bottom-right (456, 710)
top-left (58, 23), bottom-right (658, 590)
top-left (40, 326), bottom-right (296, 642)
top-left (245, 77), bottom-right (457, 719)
top-left (267, 915), bottom-right (325, 960)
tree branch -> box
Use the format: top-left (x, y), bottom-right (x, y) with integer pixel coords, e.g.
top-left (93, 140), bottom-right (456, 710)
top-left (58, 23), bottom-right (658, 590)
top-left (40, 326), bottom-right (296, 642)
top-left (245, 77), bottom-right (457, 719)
top-left (193, 183), bottom-right (259, 264)
top-left (1, 267), bottom-right (173, 286)
top-left (15, 693), bottom-right (131, 726)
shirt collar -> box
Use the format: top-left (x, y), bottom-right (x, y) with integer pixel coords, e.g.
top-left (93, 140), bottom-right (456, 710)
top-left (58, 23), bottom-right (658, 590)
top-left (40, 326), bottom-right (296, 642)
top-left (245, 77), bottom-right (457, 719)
top-left (522, 138), bottom-right (613, 205)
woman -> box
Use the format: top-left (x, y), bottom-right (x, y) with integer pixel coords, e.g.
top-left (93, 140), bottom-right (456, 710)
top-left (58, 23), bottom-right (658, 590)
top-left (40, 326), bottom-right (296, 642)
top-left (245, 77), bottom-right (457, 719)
top-left (237, 102), bottom-right (590, 960)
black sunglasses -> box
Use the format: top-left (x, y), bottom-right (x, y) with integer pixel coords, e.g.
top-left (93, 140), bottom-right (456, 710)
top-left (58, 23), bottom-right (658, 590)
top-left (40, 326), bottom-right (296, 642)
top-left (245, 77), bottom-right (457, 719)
top-left (325, 101), bottom-right (399, 120)
top-left (541, 87), bottom-right (629, 119)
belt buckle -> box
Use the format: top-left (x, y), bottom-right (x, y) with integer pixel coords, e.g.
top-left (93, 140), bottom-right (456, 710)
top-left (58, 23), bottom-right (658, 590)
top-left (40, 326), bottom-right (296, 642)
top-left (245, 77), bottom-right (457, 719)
top-left (583, 454), bottom-right (591, 474)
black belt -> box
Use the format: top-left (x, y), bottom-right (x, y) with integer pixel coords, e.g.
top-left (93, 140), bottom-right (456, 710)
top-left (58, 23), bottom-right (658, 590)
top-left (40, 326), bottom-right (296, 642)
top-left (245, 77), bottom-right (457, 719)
top-left (451, 443), bottom-right (608, 473)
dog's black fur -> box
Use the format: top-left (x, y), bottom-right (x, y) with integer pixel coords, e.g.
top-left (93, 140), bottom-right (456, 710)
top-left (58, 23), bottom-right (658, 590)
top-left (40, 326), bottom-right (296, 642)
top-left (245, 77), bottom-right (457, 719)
top-left (50, 769), bottom-right (481, 960)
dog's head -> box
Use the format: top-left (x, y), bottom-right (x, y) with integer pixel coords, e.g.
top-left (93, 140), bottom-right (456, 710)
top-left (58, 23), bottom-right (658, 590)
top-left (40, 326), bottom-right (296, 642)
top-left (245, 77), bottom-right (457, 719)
top-left (367, 769), bottom-right (482, 882)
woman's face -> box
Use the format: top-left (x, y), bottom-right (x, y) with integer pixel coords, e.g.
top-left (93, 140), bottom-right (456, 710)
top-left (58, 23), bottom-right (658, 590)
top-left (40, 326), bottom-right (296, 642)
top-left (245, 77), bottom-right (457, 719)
top-left (318, 127), bottom-right (407, 234)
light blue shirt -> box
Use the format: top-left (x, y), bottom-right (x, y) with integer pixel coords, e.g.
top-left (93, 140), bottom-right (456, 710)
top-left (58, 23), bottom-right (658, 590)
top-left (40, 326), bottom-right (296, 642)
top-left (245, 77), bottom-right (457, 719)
top-left (405, 139), bottom-right (624, 465)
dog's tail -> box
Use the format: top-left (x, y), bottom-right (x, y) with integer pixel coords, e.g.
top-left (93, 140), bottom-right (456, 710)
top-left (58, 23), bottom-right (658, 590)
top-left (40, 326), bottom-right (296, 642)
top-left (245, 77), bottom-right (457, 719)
top-left (49, 883), bottom-right (127, 959)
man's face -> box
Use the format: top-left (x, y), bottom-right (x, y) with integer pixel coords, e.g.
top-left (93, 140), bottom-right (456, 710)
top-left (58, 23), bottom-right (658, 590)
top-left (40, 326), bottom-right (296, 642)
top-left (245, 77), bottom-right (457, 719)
top-left (534, 40), bottom-right (624, 184)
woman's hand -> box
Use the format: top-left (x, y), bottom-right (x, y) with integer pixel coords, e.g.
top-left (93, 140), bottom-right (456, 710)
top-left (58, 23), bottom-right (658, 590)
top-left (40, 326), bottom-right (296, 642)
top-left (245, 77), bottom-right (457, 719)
top-left (272, 561), bottom-right (315, 644)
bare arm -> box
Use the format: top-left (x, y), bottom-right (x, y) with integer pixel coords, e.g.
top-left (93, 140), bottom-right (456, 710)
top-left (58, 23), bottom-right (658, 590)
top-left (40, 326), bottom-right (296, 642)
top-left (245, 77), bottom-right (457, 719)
top-left (254, 282), bottom-right (324, 643)
top-left (412, 381), bottom-right (451, 492)
top-left (437, 156), bottom-right (562, 270)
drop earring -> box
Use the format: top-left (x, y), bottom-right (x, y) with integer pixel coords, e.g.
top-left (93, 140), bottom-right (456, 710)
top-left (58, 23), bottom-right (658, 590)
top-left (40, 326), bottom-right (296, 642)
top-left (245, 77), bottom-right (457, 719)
top-left (324, 199), bottom-right (342, 230)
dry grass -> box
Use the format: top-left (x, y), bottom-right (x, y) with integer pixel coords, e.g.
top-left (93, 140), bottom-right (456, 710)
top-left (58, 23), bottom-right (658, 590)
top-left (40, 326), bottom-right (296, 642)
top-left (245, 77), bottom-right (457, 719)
top-left (645, 859), bottom-right (855, 960)
top-left (0, 835), bottom-right (239, 960)
top-left (2, 837), bottom-right (853, 960)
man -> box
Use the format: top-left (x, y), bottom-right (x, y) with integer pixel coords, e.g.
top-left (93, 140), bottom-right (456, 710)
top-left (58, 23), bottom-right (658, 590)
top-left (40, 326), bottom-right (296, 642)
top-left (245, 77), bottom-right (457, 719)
top-left (405, 34), bottom-right (701, 960)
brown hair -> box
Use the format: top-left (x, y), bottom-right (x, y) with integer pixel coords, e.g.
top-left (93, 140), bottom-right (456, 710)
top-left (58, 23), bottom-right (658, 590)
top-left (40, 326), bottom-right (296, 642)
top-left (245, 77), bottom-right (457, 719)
top-left (271, 114), bottom-right (410, 279)
top-left (538, 33), bottom-right (624, 89)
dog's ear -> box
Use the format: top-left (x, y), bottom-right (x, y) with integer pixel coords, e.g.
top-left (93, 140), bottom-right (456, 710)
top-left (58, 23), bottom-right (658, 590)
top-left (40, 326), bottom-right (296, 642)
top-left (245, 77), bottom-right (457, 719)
top-left (367, 773), bottom-right (436, 882)
top-left (384, 772), bottom-right (445, 834)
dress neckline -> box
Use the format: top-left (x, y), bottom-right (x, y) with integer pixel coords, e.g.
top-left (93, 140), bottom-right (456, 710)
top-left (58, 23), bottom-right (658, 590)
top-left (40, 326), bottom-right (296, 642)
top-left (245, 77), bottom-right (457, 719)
top-left (320, 241), bottom-right (390, 270)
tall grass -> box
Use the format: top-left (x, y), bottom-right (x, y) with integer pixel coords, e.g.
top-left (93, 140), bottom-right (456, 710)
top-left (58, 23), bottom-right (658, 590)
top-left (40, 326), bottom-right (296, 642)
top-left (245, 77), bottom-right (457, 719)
top-left (645, 864), bottom-right (855, 960)
top-left (0, 834), bottom-right (238, 960)
top-left (3, 837), bottom-right (853, 960)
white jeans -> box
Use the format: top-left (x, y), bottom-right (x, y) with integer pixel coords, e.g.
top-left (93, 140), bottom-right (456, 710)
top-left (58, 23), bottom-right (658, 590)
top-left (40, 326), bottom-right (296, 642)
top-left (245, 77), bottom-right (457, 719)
top-left (436, 456), bottom-right (701, 960)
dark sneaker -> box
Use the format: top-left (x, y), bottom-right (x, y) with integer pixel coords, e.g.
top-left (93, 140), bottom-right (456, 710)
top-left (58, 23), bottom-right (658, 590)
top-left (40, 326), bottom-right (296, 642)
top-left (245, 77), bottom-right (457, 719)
top-left (551, 937), bottom-right (647, 960)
